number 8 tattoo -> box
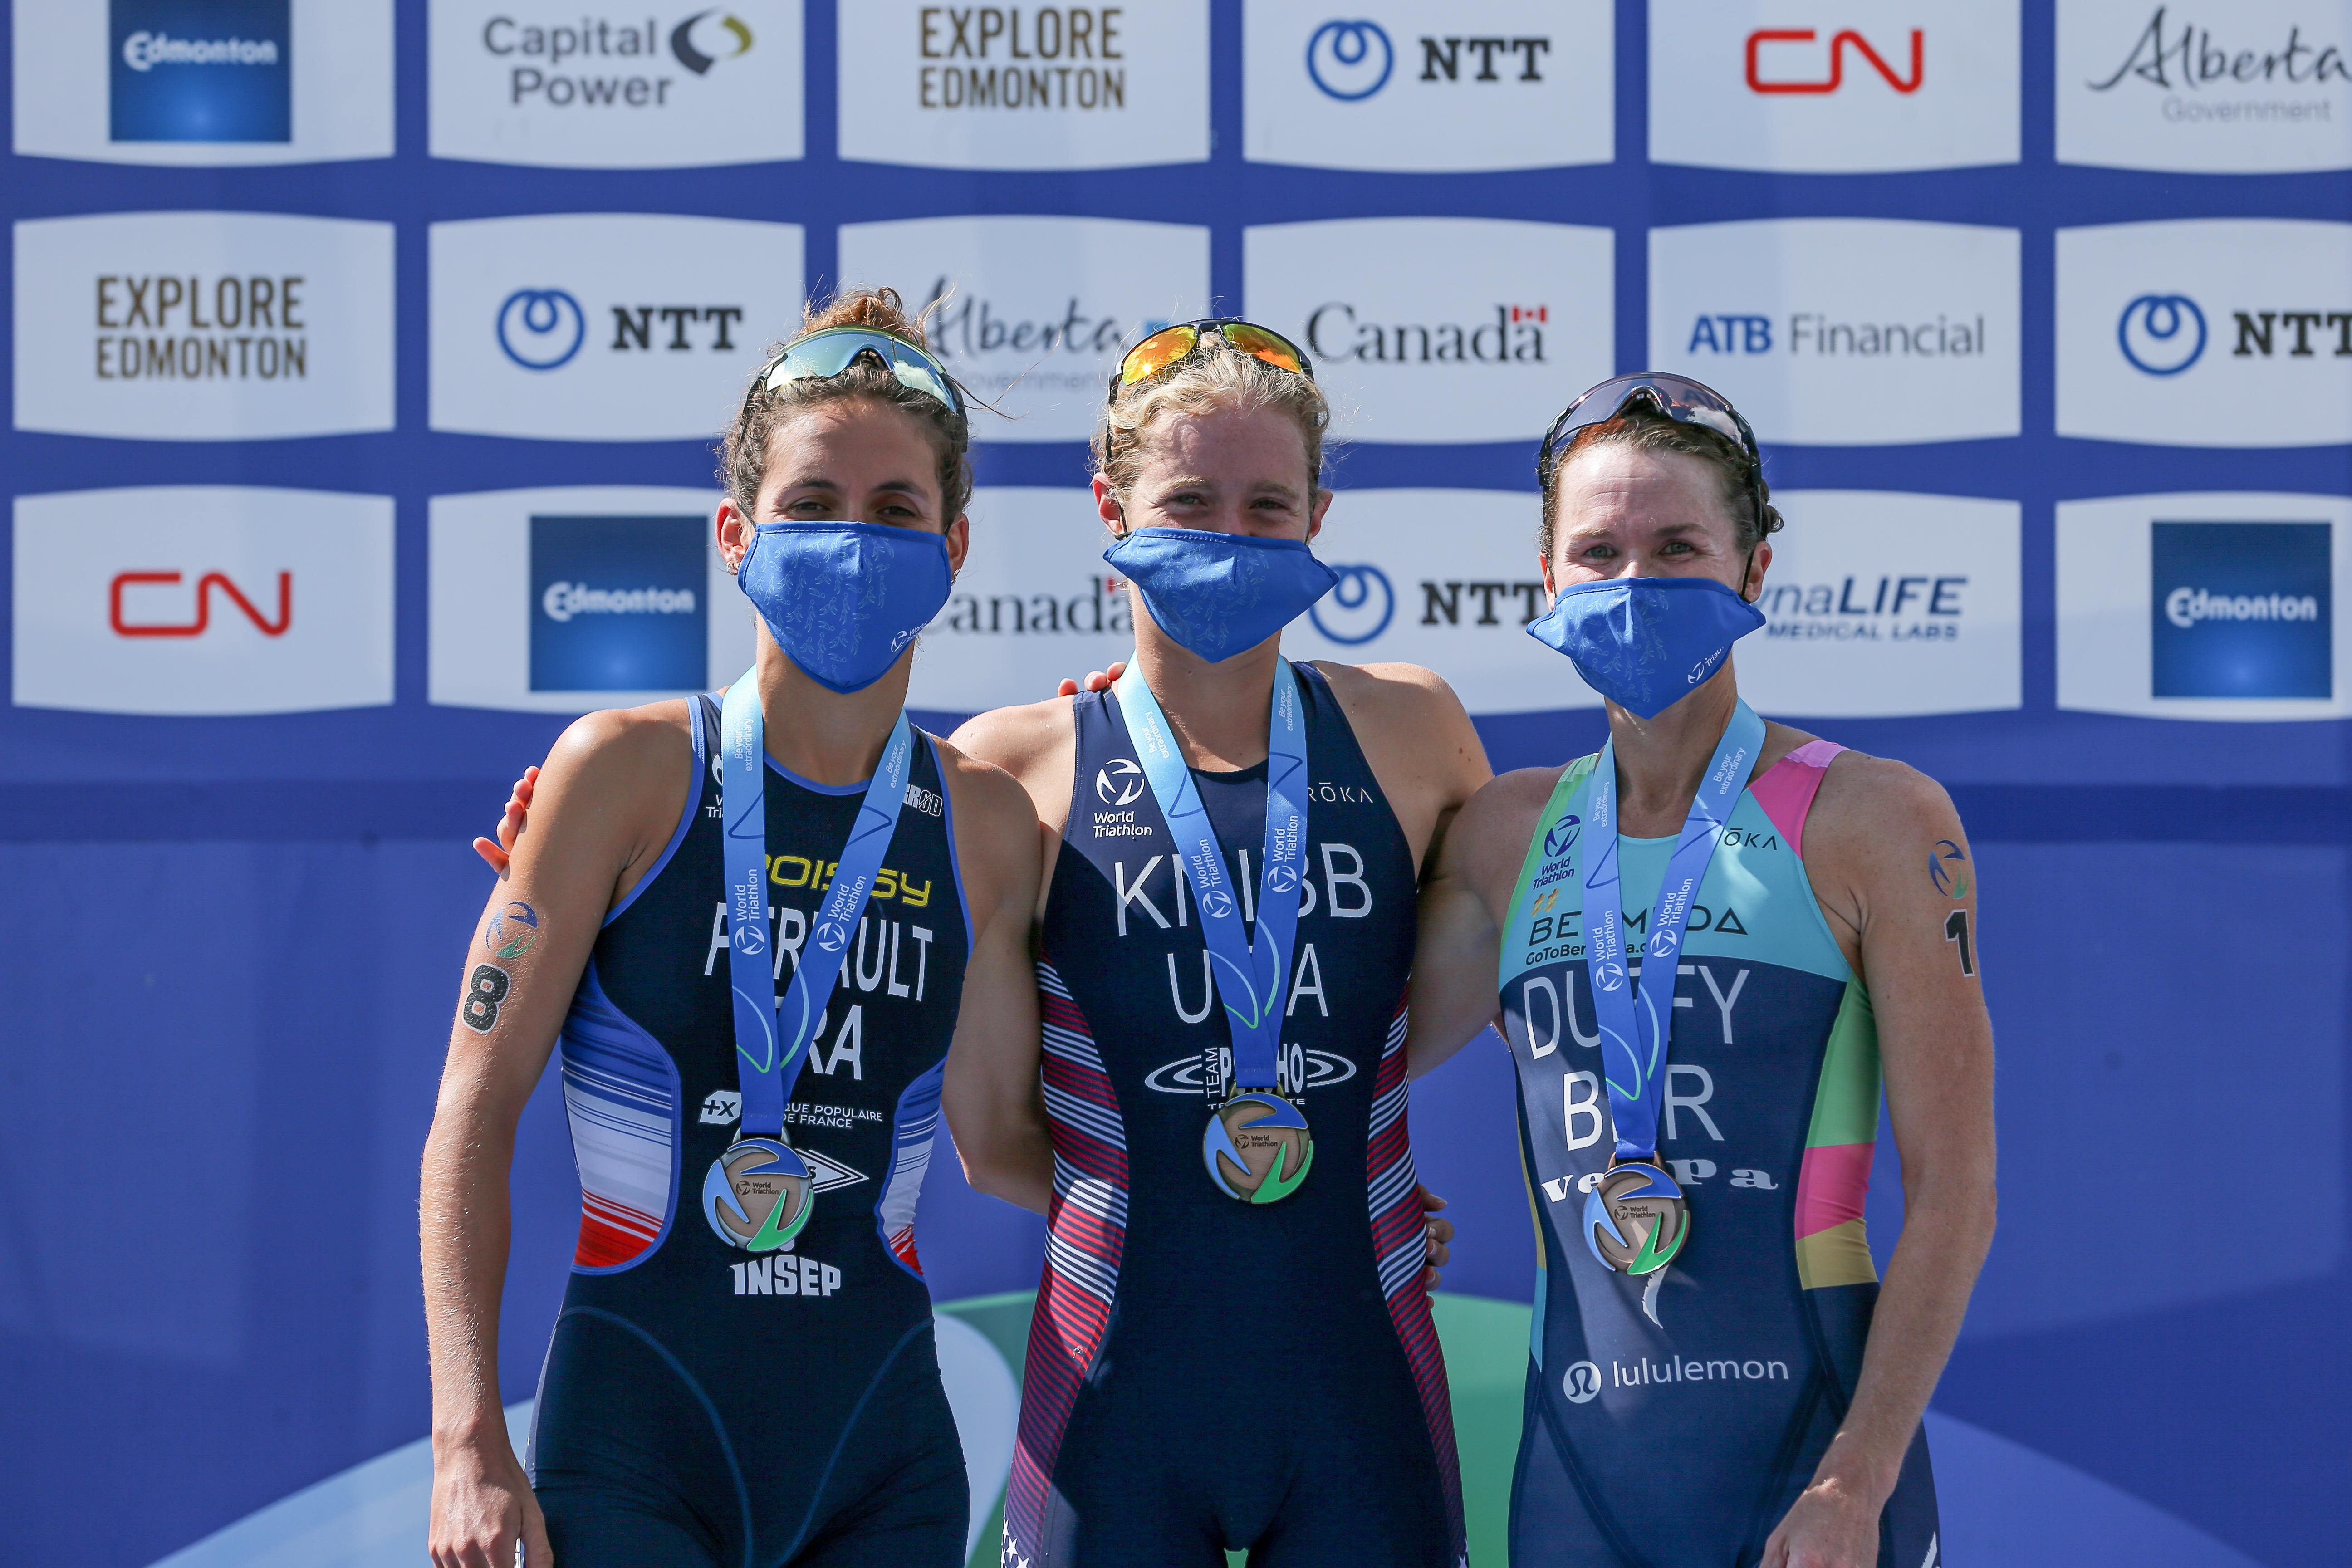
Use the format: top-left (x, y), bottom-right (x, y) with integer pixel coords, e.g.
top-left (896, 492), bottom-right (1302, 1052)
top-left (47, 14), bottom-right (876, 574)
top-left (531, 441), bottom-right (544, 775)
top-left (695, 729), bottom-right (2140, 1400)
top-left (462, 964), bottom-right (512, 1033)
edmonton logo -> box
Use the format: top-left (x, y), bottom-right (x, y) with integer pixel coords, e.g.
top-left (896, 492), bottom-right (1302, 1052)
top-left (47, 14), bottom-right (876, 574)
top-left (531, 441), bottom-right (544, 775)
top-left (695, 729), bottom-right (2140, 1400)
top-left (916, 6), bottom-right (1129, 112)
top-left (111, 0), bottom-right (292, 143)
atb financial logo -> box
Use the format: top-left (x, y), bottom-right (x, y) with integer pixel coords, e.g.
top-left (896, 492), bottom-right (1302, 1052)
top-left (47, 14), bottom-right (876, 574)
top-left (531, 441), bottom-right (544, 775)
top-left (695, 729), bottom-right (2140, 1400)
top-left (2061, 0), bottom-right (2352, 172)
top-left (2151, 520), bottom-right (2332, 698)
top-left (430, 1), bottom-right (802, 167)
top-left (529, 515), bottom-right (709, 691)
top-left (1247, 1), bottom-right (1610, 172)
top-left (110, 0), bottom-right (289, 142)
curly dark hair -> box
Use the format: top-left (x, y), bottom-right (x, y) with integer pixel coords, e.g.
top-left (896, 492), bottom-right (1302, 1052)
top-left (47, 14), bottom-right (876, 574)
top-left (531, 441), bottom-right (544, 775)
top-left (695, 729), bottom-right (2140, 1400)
top-left (717, 285), bottom-right (973, 524)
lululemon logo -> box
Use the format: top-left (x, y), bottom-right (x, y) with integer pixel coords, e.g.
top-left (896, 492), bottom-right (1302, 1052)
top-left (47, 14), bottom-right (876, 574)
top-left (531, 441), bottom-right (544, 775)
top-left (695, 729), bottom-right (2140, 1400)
top-left (1563, 1361), bottom-right (1601, 1404)
top-left (1096, 758), bottom-right (1145, 805)
top-left (2117, 294), bottom-right (2206, 377)
top-left (496, 288), bottom-right (587, 370)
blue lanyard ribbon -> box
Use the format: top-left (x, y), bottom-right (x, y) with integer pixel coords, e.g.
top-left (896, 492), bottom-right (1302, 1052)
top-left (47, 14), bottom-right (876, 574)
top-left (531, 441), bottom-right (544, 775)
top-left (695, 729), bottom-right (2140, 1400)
top-left (721, 668), bottom-right (914, 1142)
top-left (1114, 659), bottom-right (1309, 1093)
top-left (1582, 701), bottom-right (1766, 1160)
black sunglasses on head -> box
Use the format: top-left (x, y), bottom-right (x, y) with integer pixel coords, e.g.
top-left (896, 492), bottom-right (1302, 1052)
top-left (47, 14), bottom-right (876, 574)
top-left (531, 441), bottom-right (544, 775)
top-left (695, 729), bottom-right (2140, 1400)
top-left (1539, 372), bottom-right (1766, 532)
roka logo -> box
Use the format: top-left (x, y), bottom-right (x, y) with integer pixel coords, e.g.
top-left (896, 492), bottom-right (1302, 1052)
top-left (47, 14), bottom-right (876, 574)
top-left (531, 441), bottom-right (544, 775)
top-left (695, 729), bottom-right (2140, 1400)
top-left (1096, 759), bottom-right (1145, 805)
top-left (110, 570), bottom-right (291, 637)
top-left (1745, 28), bottom-right (1923, 94)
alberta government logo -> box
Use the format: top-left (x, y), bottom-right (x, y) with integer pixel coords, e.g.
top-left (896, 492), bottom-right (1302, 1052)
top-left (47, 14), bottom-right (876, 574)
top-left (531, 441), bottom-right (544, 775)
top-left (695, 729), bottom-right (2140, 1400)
top-left (111, 0), bottom-right (290, 143)
top-left (480, 9), bottom-right (755, 108)
top-left (530, 514), bottom-right (708, 691)
top-left (2087, 6), bottom-right (2348, 122)
top-left (2151, 520), bottom-right (2332, 698)
top-left (1306, 18), bottom-right (1551, 102)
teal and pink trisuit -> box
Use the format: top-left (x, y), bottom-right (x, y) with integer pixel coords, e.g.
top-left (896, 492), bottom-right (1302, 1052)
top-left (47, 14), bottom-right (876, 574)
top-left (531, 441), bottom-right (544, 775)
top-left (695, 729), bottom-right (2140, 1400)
top-left (1497, 738), bottom-right (1942, 1568)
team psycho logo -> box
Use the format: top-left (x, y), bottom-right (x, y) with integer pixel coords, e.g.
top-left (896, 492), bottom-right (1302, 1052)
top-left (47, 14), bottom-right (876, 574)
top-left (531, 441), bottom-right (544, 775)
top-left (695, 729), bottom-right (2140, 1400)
top-left (479, 10), bottom-right (756, 108)
top-left (1745, 26), bottom-right (1922, 94)
top-left (1305, 20), bottom-right (1552, 102)
top-left (495, 286), bottom-right (747, 371)
top-left (2117, 293), bottom-right (2352, 375)
top-left (110, 0), bottom-right (291, 143)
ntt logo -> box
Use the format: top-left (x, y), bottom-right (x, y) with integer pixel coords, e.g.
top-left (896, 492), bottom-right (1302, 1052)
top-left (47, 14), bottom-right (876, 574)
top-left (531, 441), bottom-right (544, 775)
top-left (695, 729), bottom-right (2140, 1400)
top-left (2164, 586), bottom-right (2322, 628)
top-left (541, 582), bottom-right (698, 622)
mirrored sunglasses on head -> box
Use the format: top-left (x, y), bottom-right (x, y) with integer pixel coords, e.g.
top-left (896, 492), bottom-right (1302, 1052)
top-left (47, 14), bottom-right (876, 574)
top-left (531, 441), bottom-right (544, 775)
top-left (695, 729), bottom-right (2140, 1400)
top-left (751, 325), bottom-right (966, 423)
top-left (1539, 372), bottom-right (1765, 522)
top-left (1111, 318), bottom-right (1314, 400)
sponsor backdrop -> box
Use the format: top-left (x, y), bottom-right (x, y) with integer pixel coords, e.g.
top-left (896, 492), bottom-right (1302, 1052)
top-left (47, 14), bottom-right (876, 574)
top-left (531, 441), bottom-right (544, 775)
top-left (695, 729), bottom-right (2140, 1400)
top-left (2, 1), bottom-right (2348, 1564)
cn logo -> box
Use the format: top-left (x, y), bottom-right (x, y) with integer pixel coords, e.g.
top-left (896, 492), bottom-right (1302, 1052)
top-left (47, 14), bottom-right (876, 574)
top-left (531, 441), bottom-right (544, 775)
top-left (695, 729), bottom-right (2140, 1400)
top-left (110, 571), bottom-right (292, 637)
top-left (1563, 1360), bottom-right (1602, 1404)
top-left (1746, 29), bottom-right (1923, 94)
top-left (1097, 759), bottom-right (1146, 806)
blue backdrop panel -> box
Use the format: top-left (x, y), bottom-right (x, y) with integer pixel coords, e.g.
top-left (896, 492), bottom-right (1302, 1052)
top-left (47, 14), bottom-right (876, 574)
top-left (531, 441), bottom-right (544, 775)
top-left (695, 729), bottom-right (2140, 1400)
top-left (3, 1), bottom-right (2349, 1564)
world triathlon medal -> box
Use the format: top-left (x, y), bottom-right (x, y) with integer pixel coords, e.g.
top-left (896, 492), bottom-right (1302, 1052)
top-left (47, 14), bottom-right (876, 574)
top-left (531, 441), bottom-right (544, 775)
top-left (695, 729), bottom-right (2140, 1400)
top-left (702, 1137), bottom-right (814, 1252)
top-left (1203, 1092), bottom-right (1314, 1204)
top-left (1582, 1161), bottom-right (1689, 1275)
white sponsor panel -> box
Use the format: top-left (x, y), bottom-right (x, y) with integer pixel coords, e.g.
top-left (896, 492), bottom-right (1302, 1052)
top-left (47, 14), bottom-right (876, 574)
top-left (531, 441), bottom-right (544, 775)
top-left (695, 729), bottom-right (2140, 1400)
top-left (1649, 218), bottom-right (2020, 445)
top-left (12, 487), bottom-right (393, 716)
top-left (430, 0), bottom-right (802, 167)
top-left (429, 488), bottom-right (754, 713)
top-left (906, 487), bottom-right (1135, 711)
top-left (1244, 1), bottom-right (1613, 172)
top-left (2057, 493), bottom-right (2352, 722)
top-left (430, 215), bottom-right (805, 441)
top-left (12, 0), bottom-right (393, 166)
top-left (838, 1), bottom-right (1207, 169)
top-left (1278, 488), bottom-right (1601, 714)
top-left (2055, 220), bottom-right (2352, 448)
top-left (2058, 0), bottom-right (2352, 173)
top-left (1736, 491), bottom-right (2020, 718)
top-left (1245, 219), bottom-right (1612, 445)
top-left (838, 216), bottom-right (1207, 445)
top-left (1649, 0), bottom-right (2018, 172)
top-left (13, 210), bottom-right (395, 441)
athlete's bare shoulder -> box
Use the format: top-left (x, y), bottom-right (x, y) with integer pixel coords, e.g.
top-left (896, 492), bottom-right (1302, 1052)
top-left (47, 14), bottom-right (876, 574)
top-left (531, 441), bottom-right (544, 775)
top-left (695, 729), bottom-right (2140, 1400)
top-left (1308, 660), bottom-right (1492, 825)
top-left (949, 695), bottom-right (1073, 784)
top-left (1805, 747), bottom-right (1960, 855)
top-left (527, 698), bottom-right (697, 906)
top-left (1310, 658), bottom-right (1469, 729)
top-left (1450, 764), bottom-right (1580, 913)
top-left (541, 697), bottom-right (694, 804)
top-left (925, 732), bottom-right (1045, 918)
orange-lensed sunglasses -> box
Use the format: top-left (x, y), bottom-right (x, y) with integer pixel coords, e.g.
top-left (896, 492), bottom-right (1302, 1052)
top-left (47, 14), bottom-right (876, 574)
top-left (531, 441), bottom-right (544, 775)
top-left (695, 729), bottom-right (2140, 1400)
top-left (1110, 318), bottom-right (1314, 400)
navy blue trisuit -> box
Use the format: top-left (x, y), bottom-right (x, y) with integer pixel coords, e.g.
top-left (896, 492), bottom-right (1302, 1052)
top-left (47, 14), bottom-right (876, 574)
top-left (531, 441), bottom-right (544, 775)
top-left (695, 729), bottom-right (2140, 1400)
top-left (1004, 664), bottom-right (1468, 1568)
top-left (528, 695), bottom-right (974, 1568)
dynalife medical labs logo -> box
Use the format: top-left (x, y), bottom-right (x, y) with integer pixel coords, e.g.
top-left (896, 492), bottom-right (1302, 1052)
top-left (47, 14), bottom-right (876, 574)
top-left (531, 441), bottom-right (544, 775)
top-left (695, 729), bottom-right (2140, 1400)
top-left (2151, 520), bottom-right (2332, 698)
top-left (110, 0), bottom-right (290, 143)
top-left (530, 515), bottom-right (709, 691)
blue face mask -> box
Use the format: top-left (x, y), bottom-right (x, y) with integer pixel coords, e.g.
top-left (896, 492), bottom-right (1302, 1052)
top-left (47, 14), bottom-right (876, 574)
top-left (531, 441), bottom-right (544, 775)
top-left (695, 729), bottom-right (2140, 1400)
top-left (1104, 528), bottom-right (1339, 665)
top-left (737, 521), bottom-right (955, 695)
top-left (1526, 575), bottom-right (1766, 719)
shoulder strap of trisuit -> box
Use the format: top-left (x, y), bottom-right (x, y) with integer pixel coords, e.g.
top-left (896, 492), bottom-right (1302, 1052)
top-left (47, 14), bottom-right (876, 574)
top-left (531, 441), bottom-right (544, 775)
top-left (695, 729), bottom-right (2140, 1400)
top-left (1496, 753), bottom-right (1602, 990)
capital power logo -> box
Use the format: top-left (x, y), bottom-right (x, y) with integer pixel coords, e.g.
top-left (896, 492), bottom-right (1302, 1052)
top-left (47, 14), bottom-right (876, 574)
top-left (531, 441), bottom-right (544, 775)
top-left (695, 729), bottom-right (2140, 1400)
top-left (2056, 219), bottom-right (2352, 446)
top-left (1734, 492), bottom-right (2022, 719)
top-left (837, 216), bottom-right (1206, 442)
top-left (110, 0), bottom-right (288, 142)
top-left (12, 488), bottom-right (394, 715)
top-left (2057, 495), bottom-right (2351, 720)
top-left (1246, 217), bottom-right (1611, 443)
top-left (13, 211), bottom-right (394, 440)
top-left (838, 0), bottom-right (1207, 169)
top-left (1650, 0), bottom-right (2018, 172)
top-left (430, 486), bottom-right (751, 712)
top-left (531, 516), bottom-right (709, 691)
top-left (429, 0), bottom-right (801, 168)
top-left (1245, 1), bottom-right (1611, 172)
top-left (429, 214), bottom-right (801, 441)
top-left (1651, 219), bottom-right (2019, 444)
top-left (2060, 0), bottom-right (2352, 173)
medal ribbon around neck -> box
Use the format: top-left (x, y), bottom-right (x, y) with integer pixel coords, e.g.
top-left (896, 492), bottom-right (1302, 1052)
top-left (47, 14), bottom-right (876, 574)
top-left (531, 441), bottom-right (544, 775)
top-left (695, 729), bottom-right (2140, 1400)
top-left (1581, 700), bottom-right (1765, 1162)
top-left (707, 666), bottom-right (912, 1251)
top-left (1113, 659), bottom-right (1316, 1202)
